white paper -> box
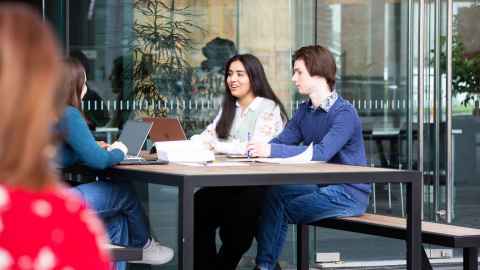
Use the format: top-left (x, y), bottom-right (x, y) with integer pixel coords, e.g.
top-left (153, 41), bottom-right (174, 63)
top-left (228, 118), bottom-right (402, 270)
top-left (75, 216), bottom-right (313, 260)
top-left (207, 162), bottom-right (249, 167)
top-left (177, 161), bottom-right (249, 167)
top-left (255, 143), bottom-right (322, 164)
top-left (154, 140), bottom-right (215, 162)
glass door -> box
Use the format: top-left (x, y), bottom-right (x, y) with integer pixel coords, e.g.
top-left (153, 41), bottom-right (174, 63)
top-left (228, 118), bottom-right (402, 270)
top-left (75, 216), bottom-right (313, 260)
top-left (311, 0), bottom-right (417, 265)
top-left (449, 1), bottom-right (480, 228)
top-left (421, 0), bottom-right (450, 223)
top-left (422, 0), bottom-right (480, 262)
top-left (422, 0), bottom-right (480, 228)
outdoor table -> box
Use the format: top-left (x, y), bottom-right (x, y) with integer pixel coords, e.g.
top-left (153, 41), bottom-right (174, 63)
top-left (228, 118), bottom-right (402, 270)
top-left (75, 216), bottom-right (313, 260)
top-left (77, 162), bottom-right (422, 270)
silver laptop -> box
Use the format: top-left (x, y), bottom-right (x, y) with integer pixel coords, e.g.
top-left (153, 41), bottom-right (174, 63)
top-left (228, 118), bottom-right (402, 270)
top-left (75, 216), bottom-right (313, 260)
top-left (117, 120), bottom-right (153, 162)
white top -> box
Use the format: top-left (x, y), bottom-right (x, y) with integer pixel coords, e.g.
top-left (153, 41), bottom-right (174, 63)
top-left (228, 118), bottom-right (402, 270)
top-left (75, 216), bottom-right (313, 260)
top-left (191, 97), bottom-right (284, 155)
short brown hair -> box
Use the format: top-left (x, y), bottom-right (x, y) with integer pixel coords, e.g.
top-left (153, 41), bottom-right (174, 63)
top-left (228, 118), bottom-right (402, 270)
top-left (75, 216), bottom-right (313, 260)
top-left (0, 4), bottom-right (62, 190)
top-left (292, 45), bottom-right (337, 90)
top-left (63, 57), bottom-right (86, 110)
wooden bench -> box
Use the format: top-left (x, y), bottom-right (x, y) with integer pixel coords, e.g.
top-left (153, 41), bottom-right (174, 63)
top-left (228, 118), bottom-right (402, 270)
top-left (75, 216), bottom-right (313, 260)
top-left (297, 213), bottom-right (480, 270)
top-left (107, 244), bottom-right (142, 261)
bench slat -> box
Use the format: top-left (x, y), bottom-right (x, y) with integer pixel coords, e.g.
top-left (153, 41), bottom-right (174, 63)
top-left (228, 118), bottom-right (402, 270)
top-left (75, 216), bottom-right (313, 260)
top-left (343, 214), bottom-right (480, 237)
top-left (107, 244), bottom-right (142, 261)
top-left (312, 213), bottom-right (480, 248)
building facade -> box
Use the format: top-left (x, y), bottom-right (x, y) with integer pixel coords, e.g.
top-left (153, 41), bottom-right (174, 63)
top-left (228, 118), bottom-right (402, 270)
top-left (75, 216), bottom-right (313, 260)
top-left (30, 0), bottom-right (480, 268)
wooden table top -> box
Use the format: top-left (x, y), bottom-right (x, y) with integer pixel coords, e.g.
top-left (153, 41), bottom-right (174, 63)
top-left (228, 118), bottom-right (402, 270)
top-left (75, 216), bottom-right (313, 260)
top-left (115, 161), bottom-right (405, 177)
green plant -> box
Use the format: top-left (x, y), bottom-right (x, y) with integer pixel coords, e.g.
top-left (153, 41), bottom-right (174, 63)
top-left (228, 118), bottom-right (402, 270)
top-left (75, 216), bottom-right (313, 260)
top-left (131, 0), bottom-right (205, 118)
top-left (451, 35), bottom-right (480, 106)
top-left (438, 31), bottom-right (480, 106)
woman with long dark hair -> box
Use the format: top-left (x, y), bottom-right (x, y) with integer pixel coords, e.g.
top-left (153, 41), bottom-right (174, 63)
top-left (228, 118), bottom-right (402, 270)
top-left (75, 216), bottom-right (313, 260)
top-left (192, 54), bottom-right (287, 270)
top-left (192, 54), bottom-right (287, 154)
top-left (57, 57), bottom-right (174, 270)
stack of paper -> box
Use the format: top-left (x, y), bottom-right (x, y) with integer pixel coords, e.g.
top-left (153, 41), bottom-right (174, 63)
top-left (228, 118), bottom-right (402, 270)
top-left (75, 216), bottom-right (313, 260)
top-left (154, 140), bottom-right (215, 163)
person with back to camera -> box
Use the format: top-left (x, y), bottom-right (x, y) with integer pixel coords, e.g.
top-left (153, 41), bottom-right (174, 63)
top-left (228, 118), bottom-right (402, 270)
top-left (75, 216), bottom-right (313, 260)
top-left (190, 54), bottom-right (288, 270)
top-left (0, 4), bottom-right (111, 269)
top-left (57, 57), bottom-right (174, 270)
top-left (247, 45), bottom-right (371, 270)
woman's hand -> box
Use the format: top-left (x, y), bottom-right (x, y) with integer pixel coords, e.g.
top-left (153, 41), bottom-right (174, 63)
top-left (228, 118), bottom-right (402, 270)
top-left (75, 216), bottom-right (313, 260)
top-left (246, 143), bottom-right (271, 157)
top-left (96, 141), bottom-right (110, 149)
top-left (108, 141), bottom-right (128, 156)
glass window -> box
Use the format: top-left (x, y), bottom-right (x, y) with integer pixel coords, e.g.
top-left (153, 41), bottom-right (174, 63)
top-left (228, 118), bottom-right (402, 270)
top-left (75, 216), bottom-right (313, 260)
top-left (55, 0), bottom-right (304, 139)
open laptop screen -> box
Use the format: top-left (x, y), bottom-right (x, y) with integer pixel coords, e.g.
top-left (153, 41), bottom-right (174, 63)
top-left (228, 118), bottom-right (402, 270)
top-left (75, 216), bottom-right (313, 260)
top-left (143, 117), bottom-right (187, 142)
top-left (118, 120), bottom-right (153, 156)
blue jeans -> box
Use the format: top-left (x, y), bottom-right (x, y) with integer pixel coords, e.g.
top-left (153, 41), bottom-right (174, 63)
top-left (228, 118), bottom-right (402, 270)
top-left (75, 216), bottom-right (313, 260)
top-left (255, 184), bottom-right (369, 270)
top-left (74, 181), bottom-right (150, 270)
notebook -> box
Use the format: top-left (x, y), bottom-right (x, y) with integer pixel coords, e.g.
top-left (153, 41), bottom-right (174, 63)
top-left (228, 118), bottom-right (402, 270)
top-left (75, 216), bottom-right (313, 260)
top-left (143, 117), bottom-right (187, 142)
top-left (116, 120), bottom-right (155, 165)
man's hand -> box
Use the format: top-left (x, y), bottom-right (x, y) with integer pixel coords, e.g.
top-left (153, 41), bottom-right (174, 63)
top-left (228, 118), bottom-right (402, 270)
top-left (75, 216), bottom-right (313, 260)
top-left (247, 143), bottom-right (271, 157)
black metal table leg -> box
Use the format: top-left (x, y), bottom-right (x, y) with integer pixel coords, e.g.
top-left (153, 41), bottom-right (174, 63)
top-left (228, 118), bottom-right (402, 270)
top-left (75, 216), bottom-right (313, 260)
top-left (179, 180), bottom-right (194, 270)
top-left (297, 224), bottom-right (309, 270)
top-left (406, 179), bottom-right (422, 270)
top-left (463, 247), bottom-right (478, 270)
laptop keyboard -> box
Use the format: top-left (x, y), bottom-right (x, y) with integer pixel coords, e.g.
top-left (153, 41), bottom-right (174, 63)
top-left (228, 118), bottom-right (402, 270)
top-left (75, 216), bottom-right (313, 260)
top-left (125, 155), bottom-right (144, 160)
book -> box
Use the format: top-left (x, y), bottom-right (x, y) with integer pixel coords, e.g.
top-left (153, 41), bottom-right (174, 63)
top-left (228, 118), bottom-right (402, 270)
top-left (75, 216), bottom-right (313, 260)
top-left (154, 140), bottom-right (215, 163)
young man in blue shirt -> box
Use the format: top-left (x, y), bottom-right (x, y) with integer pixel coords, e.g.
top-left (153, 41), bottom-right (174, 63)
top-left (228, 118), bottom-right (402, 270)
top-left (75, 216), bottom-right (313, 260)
top-left (248, 45), bottom-right (371, 270)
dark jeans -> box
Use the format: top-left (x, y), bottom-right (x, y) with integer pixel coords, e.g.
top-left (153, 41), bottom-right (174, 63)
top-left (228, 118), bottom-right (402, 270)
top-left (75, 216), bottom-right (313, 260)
top-left (194, 186), bottom-right (266, 270)
top-left (256, 184), bottom-right (369, 270)
top-left (74, 181), bottom-right (150, 270)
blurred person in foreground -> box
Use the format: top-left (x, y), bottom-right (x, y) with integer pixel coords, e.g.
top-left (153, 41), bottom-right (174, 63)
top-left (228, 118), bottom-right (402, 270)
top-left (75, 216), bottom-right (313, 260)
top-left (0, 4), bottom-right (111, 269)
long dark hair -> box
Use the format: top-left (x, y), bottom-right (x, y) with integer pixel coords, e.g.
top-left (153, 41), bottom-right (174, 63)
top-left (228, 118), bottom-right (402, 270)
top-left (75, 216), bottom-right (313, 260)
top-left (63, 57), bottom-right (86, 109)
top-left (215, 54), bottom-right (288, 139)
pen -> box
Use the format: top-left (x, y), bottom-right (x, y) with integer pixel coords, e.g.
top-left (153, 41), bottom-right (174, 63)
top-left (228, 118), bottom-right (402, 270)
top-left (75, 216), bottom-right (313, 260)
top-left (247, 132), bottom-right (251, 159)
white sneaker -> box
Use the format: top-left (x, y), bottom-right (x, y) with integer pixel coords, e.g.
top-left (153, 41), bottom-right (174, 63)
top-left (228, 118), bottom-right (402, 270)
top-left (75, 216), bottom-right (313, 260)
top-left (131, 239), bottom-right (174, 265)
